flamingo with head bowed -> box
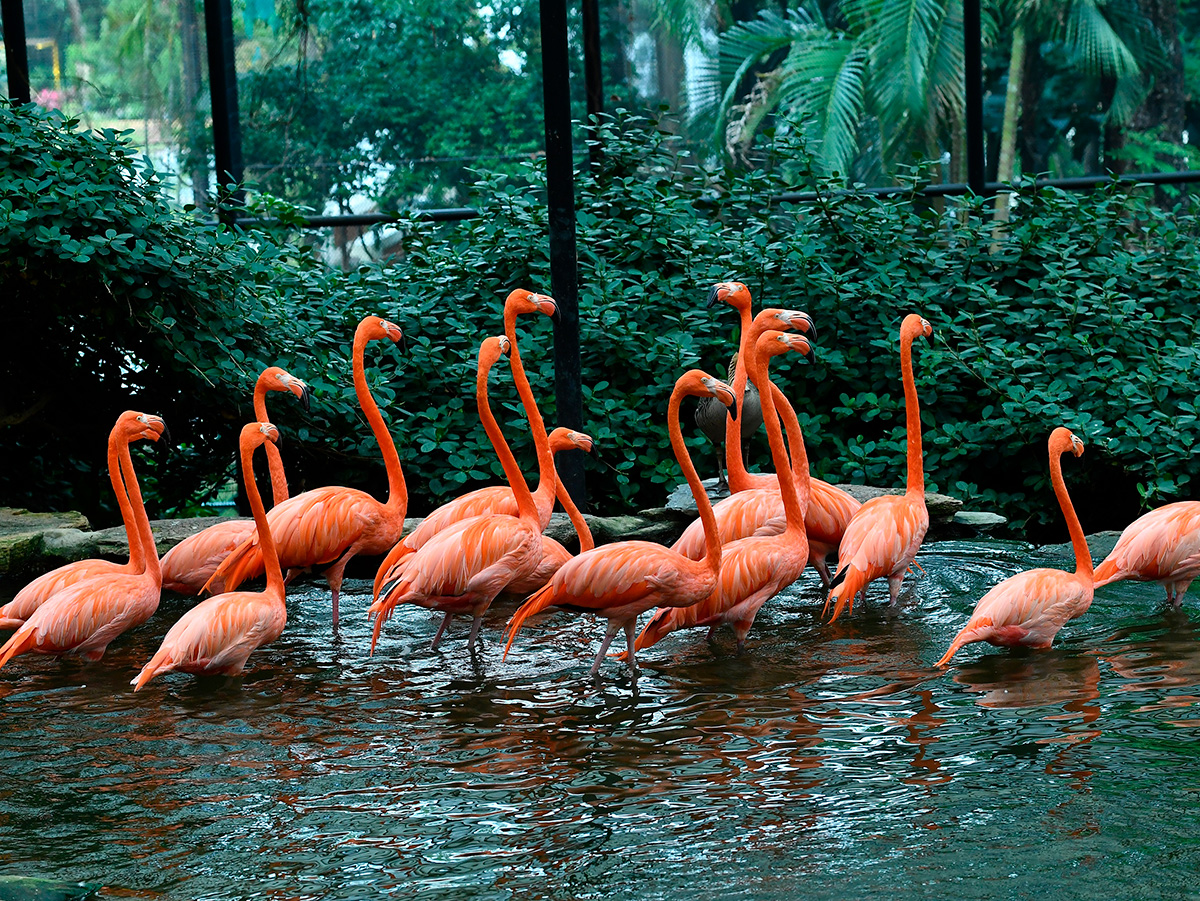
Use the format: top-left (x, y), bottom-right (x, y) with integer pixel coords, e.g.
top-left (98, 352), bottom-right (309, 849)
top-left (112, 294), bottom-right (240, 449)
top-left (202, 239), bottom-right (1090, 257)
top-left (368, 335), bottom-right (544, 652)
top-left (937, 428), bottom-right (1093, 665)
top-left (0, 411), bottom-right (166, 630)
top-left (160, 367), bottom-right (309, 596)
top-left (1093, 502), bottom-right (1200, 606)
top-left (504, 369), bottom-right (737, 680)
top-left (824, 313), bottom-right (933, 623)
top-left (635, 330), bottom-right (814, 654)
top-left (133, 422), bottom-right (288, 688)
top-left (673, 284), bottom-right (860, 587)
top-left (205, 316), bottom-right (407, 627)
top-left (0, 413), bottom-right (167, 668)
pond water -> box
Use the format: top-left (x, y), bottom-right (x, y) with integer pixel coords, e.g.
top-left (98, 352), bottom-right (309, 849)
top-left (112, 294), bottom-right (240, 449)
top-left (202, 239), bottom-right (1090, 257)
top-left (2, 538), bottom-right (1200, 900)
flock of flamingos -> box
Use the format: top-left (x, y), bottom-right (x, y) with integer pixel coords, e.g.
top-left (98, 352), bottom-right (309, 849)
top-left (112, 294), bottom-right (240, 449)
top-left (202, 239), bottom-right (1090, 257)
top-left (1, 283), bottom-right (1198, 689)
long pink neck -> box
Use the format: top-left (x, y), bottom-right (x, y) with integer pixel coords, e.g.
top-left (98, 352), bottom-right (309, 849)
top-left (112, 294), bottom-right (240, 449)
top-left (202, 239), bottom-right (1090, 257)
top-left (671, 387), bottom-right (722, 575)
top-left (107, 428), bottom-right (141, 571)
top-left (556, 475), bottom-right (594, 552)
top-left (1050, 449), bottom-right (1092, 578)
top-left (118, 443), bottom-right (160, 586)
top-left (770, 383), bottom-right (810, 529)
top-left (747, 347), bottom-right (805, 536)
top-left (353, 331), bottom-right (407, 512)
top-left (243, 436), bottom-right (284, 595)
top-left (253, 379), bottom-right (289, 507)
top-left (726, 302), bottom-right (757, 492)
top-left (900, 331), bottom-right (925, 496)
top-left (479, 355), bottom-right (539, 524)
top-left (504, 309), bottom-right (555, 521)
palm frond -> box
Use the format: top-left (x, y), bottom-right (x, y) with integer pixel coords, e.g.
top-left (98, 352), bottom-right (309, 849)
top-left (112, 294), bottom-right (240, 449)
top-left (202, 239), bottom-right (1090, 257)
top-left (1060, 0), bottom-right (1141, 78)
top-left (776, 41), bottom-right (869, 176)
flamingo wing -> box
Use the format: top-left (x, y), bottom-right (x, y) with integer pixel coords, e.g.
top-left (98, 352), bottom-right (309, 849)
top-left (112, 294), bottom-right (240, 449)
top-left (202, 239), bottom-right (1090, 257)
top-left (160, 519), bottom-right (256, 595)
top-left (400, 486), bottom-right (518, 553)
top-left (836, 495), bottom-right (928, 582)
top-left (0, 559), bottom-right (125, 629)
top-left (1095, 502), bottom-right (1200, 586)
top-left (671, 490), bottom-right (782, 559)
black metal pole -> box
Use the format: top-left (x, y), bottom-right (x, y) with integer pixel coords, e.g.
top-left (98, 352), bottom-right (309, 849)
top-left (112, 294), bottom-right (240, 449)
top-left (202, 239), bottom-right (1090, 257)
top-left (581, 0), bottom-right (604, 166)
top-left (1, 0), bottom-right (30, 103)
top-left (963, 0), bottom-right (986, 195)
top-left (539, 0), bottom-right (586, 509)
top-left (203, 0), bottom-right (243, 221)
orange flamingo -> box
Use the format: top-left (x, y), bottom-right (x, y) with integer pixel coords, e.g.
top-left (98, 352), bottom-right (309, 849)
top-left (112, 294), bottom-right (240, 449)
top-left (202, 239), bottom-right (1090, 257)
top-left (504, 369), bottom-right (737, 679)
top-left (635, 330), bottom-right (814, 654)
top-left (206, 316), bottom-right (407, 627)
top-left (0, 411), bottom-right (164, 630)
top-left (368, 335), bottom-right (544, 652)
top-left (937, 428), bottom-right (1093, 665)
top-left (133, 422), bottom-right (288, 688)
top-left (0, 413), bottom-right (167, 667)
top-left (1093, 502), bottom-right (1200, 606)
top-left (160, 367), bottom-right (309, 596)
top-left (371, 289), bottom-right (565, 598)
top-left (824, 313), bottom-right (933, 622)
top-left (504, 468), bottom-right (596, 597)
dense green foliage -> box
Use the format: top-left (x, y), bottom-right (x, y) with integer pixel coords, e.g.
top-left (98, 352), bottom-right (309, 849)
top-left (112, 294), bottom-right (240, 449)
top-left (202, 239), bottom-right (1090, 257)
top-left (4, 101), bottom-right (1199, 538)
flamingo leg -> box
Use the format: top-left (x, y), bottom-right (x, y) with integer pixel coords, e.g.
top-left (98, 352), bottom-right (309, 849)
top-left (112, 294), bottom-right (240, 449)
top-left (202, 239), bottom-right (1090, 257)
top-left (323, 548), bottom-right (359, 629)
top-left (888, 574), bottom-right (903, 607)
top-left (591, 623), bottom-right (620, 677)
top-left (467, 614), bottom-right (484, 650)
top-left (811, 556), bottom-right (832, 589)
top-left (624, 620), bottom-right (638, 678)
top-left (431, 612), bottom-right (453, 650)
top-left (706, 625), bottom-right (719, 643)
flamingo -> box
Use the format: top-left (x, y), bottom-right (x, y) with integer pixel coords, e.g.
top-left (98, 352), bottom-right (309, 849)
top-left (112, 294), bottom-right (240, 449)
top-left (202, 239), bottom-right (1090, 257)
top-left (694, 350), bottom-right (761, 490)
top-left (937, 428), bottom-right (1093, 665)
top-left (205, 316), bottom-right (407, 627)
top-left (160, 367), bottom-right (310, 596)
top-left (504, 369), bottom-right (737, 679)
top-left (635, 330), bottom-right (814, 654)
top-left (0, 413), bottom-right (167, 668)
top-left (675, 283), bottom-right (860, 586)
top-left (368, 335), bottom-right (544, 652)
top-left (824, 313), bottom-right (934, 622)
top-left (133, 422), bottom-right (288, 688)
top-left (0, 411), bottom-right (164, 630)
top-left (371, 289), bottom-right (566, 598)
top-left (1093, 502), bottom-right (1200, 606)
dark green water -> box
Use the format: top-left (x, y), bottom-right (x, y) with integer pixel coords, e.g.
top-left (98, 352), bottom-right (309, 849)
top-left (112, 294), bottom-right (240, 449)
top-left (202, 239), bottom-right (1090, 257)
top-left (3, 538), bottom-right (1200, 900)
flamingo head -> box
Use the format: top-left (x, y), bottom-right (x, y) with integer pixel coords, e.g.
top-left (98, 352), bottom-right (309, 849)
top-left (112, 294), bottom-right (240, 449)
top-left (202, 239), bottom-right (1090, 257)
top-left (240, 421), bottom-right (281, 452)
top-left (757, 330), bottom-right (815, 366)
top-left (901, 313), bottom-right (933, 343)
top-left (1050, 427), bottom-right (1085, 459)
top-left (753, 308), bottom-right (818, 343)
top-left (706, 281), bottom-right (752, 313)
top-left (118, 411), bottom-right (170, 448)
top-left (505, 289), bottom-right (560, 323)
top-left (680, 370), bottom-right (738, 420)
top-left (261, 367), bottom-right (311, 412)
top-left (553, 428), bottom-right (594, 454)
top-left (479, 335), bottom-right (512, 372)
top-left (358, 315), bottom-right (406, 352)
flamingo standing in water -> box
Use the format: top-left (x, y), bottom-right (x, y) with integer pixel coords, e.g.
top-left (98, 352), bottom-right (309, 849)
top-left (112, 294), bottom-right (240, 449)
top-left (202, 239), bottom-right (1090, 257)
top-left (368, 336), bottom-right (544, 652)
top-left (673, 284), bottom-right (859, 586)
top-left (824, 314), bottom-right (933, 622)
top-left (0, 411), bottom-right (165, 630)
top-left (160, 367), bottom-right (310, 595)
top-left (937, 428), bottom-right (1093, 665)
top-left (635, 330), bottom-right (814, 654)
top-left (0, 413), bottom-right (168, 668)
top-left (206, 316), bottom-right (407, 627)
top-left (133, 422), bottom-right (288, 688)
top-left (504, 369), bottom-right (737, 679)
top-left (1093, 502), bottom-right (1200, 606)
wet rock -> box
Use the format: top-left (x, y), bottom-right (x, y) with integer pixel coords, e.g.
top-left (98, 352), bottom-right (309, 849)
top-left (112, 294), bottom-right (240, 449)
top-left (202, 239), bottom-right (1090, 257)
top-left (0, 507), bottom-right (90, 576)
top-left (953, 511), bottom-right (1007, 531)
top-left (0, 876), bottom-right (101, 901)
top-left (665, 477), bottom-right (730, 512)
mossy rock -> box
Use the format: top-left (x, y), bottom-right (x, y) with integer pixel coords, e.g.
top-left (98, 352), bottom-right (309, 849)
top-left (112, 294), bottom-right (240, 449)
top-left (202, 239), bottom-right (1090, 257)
top-left (0, 507), bottom-right (90, 576)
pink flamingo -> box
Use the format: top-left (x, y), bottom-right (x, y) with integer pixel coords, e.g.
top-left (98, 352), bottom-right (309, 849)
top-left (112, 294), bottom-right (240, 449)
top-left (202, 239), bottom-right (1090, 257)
top-left (160, 367), bottom-right (309, 595)
top-left (368, 335), bottom-right (544, 652)
top-left (504, 476), bottom-right (596, 597)
top-left (635, 330), bottom-right (814, 654)
top-left (133, 422), bottom-right (288, 688)
top-left (1093, 502), bottom-right (1200, 606)
top-left (825, 313), bottom-right (933, 622)
top-left (0, 413), bottom-right (167, 667)
top-left (0, 411), bottom-right (165, 630)
top-left (206, 316), bottom-right (407, 627)
top-left (674, 284), bottom-right (860, 586)
top-left (937, 428), bottom-right (1093, 665)
top-left (504, 369), bottom-right (737, 679)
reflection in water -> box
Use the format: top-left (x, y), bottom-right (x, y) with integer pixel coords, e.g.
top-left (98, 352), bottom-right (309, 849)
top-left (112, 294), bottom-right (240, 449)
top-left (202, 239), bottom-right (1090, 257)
top-left (3, 542), bottom-right (1200, 898)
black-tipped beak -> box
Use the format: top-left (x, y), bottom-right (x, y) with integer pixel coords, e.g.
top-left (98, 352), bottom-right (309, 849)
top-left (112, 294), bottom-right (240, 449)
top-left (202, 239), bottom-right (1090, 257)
top-left (550, 304), bottom-right (561, 324)
top-left (706, 285), bottom-right (721, 308)
top-left (272, 427), bottom-right (284, 447)
top-left (159, 425), bottom-right (173, 450)
top-left (398, 332), bottom-right (408, 354)
top-left (728, 398), bottom-right (738, 421)
top-left (805, 347), bottom-right (816, 366)
top-left (805, 317), bottom-right (818, 344)
top-left (298, 386), bottom-right (311, 413)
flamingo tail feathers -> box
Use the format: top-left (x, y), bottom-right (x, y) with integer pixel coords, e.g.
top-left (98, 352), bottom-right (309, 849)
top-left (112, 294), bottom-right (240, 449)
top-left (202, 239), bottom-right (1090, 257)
top-left (1091, 558), bottom-right (1121, 587)
top-left (0, 627), bottom-right (38, 670)
top-left (131, 649), bottom-right (176, 691)
top-left (935, 615), bottom-right (994, 667)
top-left (204, 541), bottom-right (259, 595)
top-left (824, 566), bottom-right (868, 623)
top-left (503, 583), bottom-right (557, 661)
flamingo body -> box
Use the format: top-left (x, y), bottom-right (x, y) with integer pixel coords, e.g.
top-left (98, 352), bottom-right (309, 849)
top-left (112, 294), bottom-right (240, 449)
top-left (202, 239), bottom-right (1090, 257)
top-left (1093, 501), bottom-right (1200, 604)
top-left (0, 561), bottom-right (124, 631)
top-left (504, 535), bottom-right (574, 597)
top-left (161, 520), bottom-right (256, 596)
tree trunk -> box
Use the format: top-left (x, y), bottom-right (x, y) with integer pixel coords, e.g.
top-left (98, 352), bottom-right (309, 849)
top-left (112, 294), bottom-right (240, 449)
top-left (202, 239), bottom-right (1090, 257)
top-left (179, 0), bottom-right (209, 210)
top-left (993, 23), bottom-right (1027, 225)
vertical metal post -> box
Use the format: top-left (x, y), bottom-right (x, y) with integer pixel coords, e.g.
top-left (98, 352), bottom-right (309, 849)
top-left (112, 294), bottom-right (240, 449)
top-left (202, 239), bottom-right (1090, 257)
top-left (203, 0), bottom-right (243, 221)
top-left (539, 0), bottom-right (586, 509)
top-left (1, 0), bottom-right (30, 103)
top-left (963, 0), bottom-right (986, 195)
top-left (581, 0), bottom-right (603, 166)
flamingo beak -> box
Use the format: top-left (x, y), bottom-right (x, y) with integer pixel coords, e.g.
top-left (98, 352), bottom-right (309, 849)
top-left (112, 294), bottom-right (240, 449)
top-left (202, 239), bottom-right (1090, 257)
top-left (802, 314), bottom-right (818, 344)
top-left (297, 384), bottom-right (311, 413)
top-left (804, 345), bottom-right (816, 366)
top-left (158, 424), bottom-right (173, 449)
top-left (706, 285), bottom-right (722, 308)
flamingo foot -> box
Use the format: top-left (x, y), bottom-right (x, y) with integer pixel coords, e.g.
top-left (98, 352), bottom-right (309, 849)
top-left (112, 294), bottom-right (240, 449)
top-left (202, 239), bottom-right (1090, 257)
top-left (591, 624), bottom-right (619, 678)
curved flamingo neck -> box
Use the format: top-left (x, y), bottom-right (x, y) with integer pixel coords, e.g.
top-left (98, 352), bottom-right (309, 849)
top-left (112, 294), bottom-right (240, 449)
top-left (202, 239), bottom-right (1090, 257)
top-left (770, 383), bottom-right (810, 529)
top-left (117, 443), bottom-right (160, 586)
top-left (748, 346), bottom-right (805, 535)
top-left (479, 355), bottom-right (539, 524)
top-left (726, 302), bottom-right (756, 493)
top-left (1050, 448), bottom-right (1092, 578)
top-left (556, 476), bottom-right (594, 552)
top-left (503, 308), bottom-right (555, 519)
top-left (354, 330), bottom-right (407, 512)
top-left (107, 427), bottom-right (141, 571)
top-left (253, 378), bottom-right (289, 507)
top-left (670, 386), bottom-right (721, 574)
top-left (900, 331), bottom-right (925, 496)
top-left (242, 436), bottom-right (284, 594)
